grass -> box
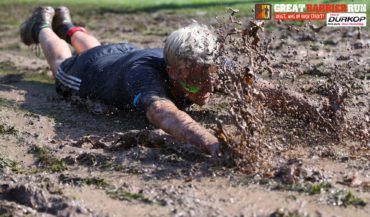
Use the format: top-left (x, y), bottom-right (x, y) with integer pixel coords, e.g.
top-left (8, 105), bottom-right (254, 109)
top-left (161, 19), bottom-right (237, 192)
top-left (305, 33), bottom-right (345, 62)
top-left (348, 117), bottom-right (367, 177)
top-left (0, 157), bottom-right (24, 173)
top-left (0, 0), bottom-right (253, 17)
top-left (75, 152), bottom-right (124, 171)
top-left (0, 72), bottom-right (54, 85)
top-left (29, 145), bottom-right (67, 173)
top-left (76, 153), bottom-right (96, 166)
top-left (0, 61), bottom-right (17, 74)
top-left (60, 173), bottom-right (155, 204)
top-left (105, 187), bottom-right (154, 204)
top-left (0, 99), bottom-right (18, 109)
top-left (332, 190), bottom-right (367, 207)
top-left (98, 160), bottom-right (124, 171)
top-left (273, 181), bottom-right (333, 195)
top-left (1, 0), bottom-right (367, 17)
top-left (23, 74), bottom-right (55, 85)
top-left (307, 182), bottom-right (333, 194)
top-left (0, 0), bottom-right (368, 37)
top-left (0, 59), bottom-right (53, 85)
top-left (59, 174), bottom-right (109, 188)
top-left (0, 0), bottom-right (368, 40)
top-left (0, 124), bottom-right (17, 135)
top-left (273, 181), bottom-right (367, 207)
top-left (0, 0), bottom-right (256, 9)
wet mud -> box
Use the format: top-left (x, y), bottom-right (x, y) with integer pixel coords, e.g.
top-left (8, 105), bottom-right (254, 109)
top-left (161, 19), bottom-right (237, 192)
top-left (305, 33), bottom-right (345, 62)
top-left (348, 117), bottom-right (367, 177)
top-left (0, 5), bottom-right (369, 217)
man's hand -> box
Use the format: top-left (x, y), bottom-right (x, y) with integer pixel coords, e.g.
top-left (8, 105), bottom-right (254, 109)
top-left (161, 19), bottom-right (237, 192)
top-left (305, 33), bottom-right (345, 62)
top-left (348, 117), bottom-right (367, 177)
top-left (146, 100), bottom-right (219, 156)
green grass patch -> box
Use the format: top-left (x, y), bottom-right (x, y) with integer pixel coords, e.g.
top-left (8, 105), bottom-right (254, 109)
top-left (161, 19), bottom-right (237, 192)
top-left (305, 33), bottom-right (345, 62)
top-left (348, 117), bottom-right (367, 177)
top-left (0, 0), bottom-right (251, 9)
top-left (0, 73), bottom-right (54, 85)
top-left (0, 61), bottom-right (17, 74)
top-left (273, 181), bottom-right (332, 195)
top-left (105, 187), bottom-right (153, 204)
top-left (307, 182), bottom-right (333, 194)
top-left (2, 0), bottom-right (367, 14)
top-left (28, 145), bottom-right (67, 173)
top-left (0, 98), bottom-right (19, 109)
top-left (0, 60), bottom-right (52, 85)
top-left (76, 152), bottom-right (124, 171)
top-left (76, 153), bottom-right (96, 167)
top-left (0, 124), bottom-right (17, 135)
top-left (0, 157), bottom-right (24, 173)
top-left (59, 174), bottom-right (109, 188)
top-left (0, 0), bottom-right (255, 18)
top-left (0, 0), bottom-right (368, 28)
top-left (332, 190), bottom-right (367, 207)
top-left (273, 181), bottom-right (367, 207)
top-left (23, 74), bottom-right (54, 85)
top-left (98, 160), bottom-right (124, 171)
top-left (1, 0), bottom-right (368, 31)
top-left (59, 173), bottom-right (155, 204)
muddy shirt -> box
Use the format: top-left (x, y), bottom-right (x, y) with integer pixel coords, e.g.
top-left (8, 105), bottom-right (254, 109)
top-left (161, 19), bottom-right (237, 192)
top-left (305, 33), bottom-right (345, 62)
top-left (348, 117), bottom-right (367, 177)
top-left (56, 43), bottom-right (190, 111)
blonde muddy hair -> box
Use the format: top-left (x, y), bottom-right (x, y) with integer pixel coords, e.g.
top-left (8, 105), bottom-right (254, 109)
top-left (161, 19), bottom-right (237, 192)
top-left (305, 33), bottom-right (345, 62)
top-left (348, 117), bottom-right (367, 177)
top-left (164, 22), bottom-right (218, 67)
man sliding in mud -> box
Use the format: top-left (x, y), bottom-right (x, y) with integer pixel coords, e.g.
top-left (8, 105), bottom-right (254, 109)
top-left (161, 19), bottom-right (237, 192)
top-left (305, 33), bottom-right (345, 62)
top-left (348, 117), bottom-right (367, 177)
top-left (20, 6), bottom-right (220, 156)
top-left (20, 7), bottom-right (340, 157)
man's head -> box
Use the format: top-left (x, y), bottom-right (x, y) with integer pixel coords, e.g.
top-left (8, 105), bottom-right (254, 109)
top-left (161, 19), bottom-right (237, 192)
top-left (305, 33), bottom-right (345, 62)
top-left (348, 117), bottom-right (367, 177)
top-left (164, 23), bottom-right (218, 106)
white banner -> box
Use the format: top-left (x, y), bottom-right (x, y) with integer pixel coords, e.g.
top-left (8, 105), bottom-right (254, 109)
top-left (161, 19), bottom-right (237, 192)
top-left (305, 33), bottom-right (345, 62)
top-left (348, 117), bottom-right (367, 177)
top-left (327, 13), bottom-right (367, 27)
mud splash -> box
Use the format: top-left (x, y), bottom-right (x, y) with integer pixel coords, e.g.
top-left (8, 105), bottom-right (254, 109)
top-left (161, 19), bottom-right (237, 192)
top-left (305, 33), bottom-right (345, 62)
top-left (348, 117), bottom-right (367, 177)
top-left (0, 4), bottom-right (369, 216)
top-left (212, 9), bottom-right (369, 174)
top-left (213, 10), bottom-right (269, 173)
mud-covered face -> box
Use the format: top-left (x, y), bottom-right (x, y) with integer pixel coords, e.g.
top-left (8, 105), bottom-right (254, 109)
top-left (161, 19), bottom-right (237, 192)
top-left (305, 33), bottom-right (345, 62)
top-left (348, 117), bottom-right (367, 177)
top-left (173, 61), bottom-right (217, 106)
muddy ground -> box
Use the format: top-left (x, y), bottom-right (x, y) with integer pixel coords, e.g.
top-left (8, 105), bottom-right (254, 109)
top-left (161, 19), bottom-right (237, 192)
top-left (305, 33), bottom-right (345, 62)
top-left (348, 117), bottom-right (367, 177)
top-left (0, 4), bottom-right (369, 217)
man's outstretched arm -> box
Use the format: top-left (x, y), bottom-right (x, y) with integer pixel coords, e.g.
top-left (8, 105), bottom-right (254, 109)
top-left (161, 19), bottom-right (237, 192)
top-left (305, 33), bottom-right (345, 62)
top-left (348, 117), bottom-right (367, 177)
top-left (146, 100), bottom-right (219, 155)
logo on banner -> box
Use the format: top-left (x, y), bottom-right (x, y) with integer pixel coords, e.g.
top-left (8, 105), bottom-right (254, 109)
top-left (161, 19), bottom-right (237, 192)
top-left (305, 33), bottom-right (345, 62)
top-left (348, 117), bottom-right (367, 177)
top-left (254, 3), bottom-right (367, 26)
top-left (255, 4), bottom-right (272, 20)
top-left (327, 13), bottom-right (366, 27)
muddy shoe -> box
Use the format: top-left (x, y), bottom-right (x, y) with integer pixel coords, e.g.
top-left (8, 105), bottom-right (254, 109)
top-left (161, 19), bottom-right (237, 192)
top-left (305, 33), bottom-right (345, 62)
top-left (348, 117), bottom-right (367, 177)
top-left (52, 6), bottom-right (73, 40)
top-left (20, 6), bottom-right (55, 45)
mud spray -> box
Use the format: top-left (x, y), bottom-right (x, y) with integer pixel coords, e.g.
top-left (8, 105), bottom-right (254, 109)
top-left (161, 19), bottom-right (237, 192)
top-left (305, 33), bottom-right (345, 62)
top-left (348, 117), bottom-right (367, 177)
top-left (213, 9), bottom-right (369, 174)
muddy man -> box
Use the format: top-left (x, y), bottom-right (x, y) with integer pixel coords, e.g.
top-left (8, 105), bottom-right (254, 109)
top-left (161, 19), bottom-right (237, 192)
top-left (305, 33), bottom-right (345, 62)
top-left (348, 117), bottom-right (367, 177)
top-left (20, 6), bottom-right (220, 156)
top-left (20, 7), bottom-right (341, 157)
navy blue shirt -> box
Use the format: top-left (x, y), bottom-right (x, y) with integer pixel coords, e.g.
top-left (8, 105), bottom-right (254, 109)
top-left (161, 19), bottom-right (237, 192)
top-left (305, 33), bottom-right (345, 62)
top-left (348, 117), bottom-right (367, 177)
top-left (56, 43), bottom-right (190, 111)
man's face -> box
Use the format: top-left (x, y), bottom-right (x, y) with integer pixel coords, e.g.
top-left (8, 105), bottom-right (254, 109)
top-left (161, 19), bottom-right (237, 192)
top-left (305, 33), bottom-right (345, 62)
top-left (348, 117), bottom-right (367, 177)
top-left (172, 61), bottom-right (217, 106)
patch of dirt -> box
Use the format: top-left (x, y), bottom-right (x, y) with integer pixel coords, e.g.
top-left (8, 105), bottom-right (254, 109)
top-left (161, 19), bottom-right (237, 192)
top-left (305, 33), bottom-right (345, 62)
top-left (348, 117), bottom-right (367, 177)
top-left (0, 4), bottom-right (369, 217)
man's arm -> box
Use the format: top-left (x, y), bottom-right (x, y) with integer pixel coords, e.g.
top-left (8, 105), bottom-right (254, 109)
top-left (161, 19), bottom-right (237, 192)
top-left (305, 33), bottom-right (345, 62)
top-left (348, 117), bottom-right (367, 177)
top-left (145, 100), bottom-right (219, 155)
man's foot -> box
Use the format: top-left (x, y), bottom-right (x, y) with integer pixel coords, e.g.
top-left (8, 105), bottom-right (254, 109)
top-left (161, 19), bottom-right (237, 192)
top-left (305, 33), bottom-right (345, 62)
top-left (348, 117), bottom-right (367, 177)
top-left (52, 6), bottom-right (73, 41)
top-left (20, 6), bottom-right (55, 45)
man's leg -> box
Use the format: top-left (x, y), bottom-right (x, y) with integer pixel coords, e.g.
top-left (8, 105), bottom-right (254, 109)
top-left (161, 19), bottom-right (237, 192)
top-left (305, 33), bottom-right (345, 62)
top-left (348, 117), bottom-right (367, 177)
top-left (39, 28), bottom-right (71, 75)
top-left (52, 6), bottom-right (100, 54)
top-left (20, 6), bottom-right (71, 76)
top-left (70, 31), bottom-right (101, 54)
